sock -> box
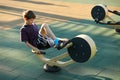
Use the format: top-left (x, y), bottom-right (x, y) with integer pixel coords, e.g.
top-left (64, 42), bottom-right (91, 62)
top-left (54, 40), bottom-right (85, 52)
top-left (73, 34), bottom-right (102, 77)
top-left (54, 38), bottom-right (60, 46)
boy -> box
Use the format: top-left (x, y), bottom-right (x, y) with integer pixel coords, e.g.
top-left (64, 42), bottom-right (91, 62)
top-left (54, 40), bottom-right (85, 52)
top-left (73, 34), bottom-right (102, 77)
top-left (20, 10), bottom-right (68, 54)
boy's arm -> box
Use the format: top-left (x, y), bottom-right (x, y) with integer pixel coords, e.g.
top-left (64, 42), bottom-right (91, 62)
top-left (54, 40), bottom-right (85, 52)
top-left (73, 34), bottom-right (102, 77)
top-left (25, 41), bottom-right (41, 54)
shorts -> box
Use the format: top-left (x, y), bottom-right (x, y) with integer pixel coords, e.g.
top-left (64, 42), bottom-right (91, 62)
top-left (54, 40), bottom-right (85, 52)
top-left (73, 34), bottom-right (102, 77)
top-left (36, 34), bottom-right (54, 50)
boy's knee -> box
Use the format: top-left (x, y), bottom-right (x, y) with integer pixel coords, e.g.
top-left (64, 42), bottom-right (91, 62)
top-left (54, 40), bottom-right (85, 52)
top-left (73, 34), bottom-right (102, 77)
top-left (41, 23), bottom-right (48, 28)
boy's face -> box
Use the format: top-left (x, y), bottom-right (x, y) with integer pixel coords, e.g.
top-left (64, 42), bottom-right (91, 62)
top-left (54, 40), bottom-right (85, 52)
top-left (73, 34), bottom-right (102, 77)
top-left (24, 18), bottom-right (35, 25)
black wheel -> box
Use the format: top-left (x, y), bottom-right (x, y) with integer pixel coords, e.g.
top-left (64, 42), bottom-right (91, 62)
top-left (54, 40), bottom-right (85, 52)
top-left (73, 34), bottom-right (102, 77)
top-left (67, 34), bottom-right (96, 63)
top-left (91, 4), bottom-right (107, 22)
top-left (67, 37), bottom-right (91, 63)
top-left (115, 29), bottom-right (120, 33)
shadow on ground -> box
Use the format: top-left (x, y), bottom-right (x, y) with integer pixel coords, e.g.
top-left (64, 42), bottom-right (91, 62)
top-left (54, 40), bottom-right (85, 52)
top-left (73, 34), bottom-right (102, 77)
top-left (0, 2), bottom-right (120, 80)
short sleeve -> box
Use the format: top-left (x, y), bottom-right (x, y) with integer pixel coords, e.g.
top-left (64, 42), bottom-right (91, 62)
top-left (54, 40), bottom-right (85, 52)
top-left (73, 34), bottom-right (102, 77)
top-left (20, 28), bottom-right (29, 42)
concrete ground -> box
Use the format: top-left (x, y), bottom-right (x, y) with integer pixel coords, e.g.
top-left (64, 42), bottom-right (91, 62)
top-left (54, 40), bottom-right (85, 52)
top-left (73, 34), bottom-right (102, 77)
top-left (0, 0), bottom-right (120, 80)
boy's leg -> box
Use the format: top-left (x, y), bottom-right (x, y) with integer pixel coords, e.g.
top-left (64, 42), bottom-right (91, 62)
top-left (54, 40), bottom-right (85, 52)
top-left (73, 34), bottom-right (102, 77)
top-left (39, 23), bottom-right (56, 39)
top-left (39, 23), bottom-right (68, 50)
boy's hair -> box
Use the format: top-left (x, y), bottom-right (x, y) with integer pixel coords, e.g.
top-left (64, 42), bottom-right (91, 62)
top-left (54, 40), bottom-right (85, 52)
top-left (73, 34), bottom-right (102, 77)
top-left (22, 10), bottom-right (36, 19)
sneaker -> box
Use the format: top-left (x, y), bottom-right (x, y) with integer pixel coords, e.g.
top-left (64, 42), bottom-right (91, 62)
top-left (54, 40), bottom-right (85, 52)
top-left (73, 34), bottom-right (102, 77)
top-left (54, 40), bottom-right (68, 50)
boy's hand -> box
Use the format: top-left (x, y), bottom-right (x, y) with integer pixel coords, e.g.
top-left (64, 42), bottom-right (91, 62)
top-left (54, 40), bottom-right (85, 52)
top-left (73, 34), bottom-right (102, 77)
top-left (25, 42), bottom-right (46, 54)
top-left (32, 49), bottom-right (46, 55)
top-left (34, 48), bottom-right (41, 54)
